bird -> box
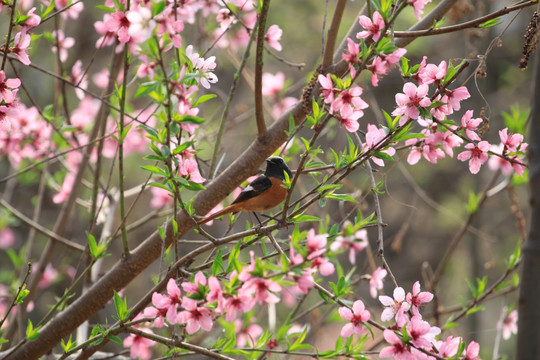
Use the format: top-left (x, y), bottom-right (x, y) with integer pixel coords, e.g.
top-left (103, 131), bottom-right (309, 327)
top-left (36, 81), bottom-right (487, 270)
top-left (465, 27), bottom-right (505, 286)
top-left (197, 156), bottom-right (292, 225)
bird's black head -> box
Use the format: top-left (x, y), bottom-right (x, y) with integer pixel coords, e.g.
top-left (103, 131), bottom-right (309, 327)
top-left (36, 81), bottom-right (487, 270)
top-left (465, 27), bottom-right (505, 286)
top-left (265, 156), bottom-right (292, 180)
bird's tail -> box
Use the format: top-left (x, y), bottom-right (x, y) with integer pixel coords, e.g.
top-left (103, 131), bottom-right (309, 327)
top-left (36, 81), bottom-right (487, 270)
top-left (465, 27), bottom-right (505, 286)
top-left (197, 204), bottom-right (238, 225)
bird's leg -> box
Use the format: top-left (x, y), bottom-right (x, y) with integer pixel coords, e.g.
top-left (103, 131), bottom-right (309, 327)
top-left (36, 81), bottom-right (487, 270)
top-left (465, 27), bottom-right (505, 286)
top-left (260, 214), bottom-right (281, 222)
top-left (252, 212), bottom-right (263, 229)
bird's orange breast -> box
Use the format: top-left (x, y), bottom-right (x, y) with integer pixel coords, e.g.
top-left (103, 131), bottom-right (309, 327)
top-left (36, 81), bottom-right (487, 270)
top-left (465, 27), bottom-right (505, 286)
top-left (240, 177), bottom-right (288, 212)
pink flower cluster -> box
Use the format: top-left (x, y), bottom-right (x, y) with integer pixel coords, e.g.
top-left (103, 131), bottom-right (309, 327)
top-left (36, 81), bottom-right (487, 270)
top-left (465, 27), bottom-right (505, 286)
top-left (377, 283), bottom-right (481, 360)
top-left (262, 72), bottom-right (297, 119)
top-left (389, 57), bottom-right (528, 175)
top-left (140, 229), bottom-right (335, 336)
top-left (339, 282), bottom-right (481, 359)
top-left (318, 74), bottom-right (369, 132)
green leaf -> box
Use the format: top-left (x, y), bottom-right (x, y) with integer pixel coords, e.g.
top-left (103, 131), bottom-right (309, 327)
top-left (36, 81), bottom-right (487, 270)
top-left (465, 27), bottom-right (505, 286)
top-left (61, 335), bottom-right (76, 352)
top-left (212, 248), bottom-right (224, 274)
top-left (87, 232), bottom-right (98, 260)
top-left (151, 0), bottom-right (166, 16)
top-left (134, 81), bottom-right (160, 98)
top-left (480, 18), bottom-right (502, 29)
top-left (113, 290), bottom-right (130, 321)
top-left (25, 319), bottom-right (41, 340)
top-left (193, 94), bottom-right (217, 107)
top-left (41, 0), bottom-right (57, 17)
top-left (290, 214), bottom-right (321, 223)
top-left (507, 243), bottom-right (521, 269)
top-left (465, 305), bottom-right (485, 316)
top-left (175, 114), bottom-right (206, 124)
top-left (107, 335), bottom-right (123, 345)
top-left (141, 165), bottom-right (168, 177)
top-left (465, 191), bottom-right (482, 214)
top-left (325, 193), bottom-right (358, 203)
top-left (95, 5), bottom-right (117, 13)
top-left (15, 285), bottom-right (29, 304)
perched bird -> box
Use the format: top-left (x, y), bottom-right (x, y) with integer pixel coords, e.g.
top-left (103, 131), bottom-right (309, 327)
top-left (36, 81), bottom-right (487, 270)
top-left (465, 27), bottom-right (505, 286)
top-left (198, 156), bottom-right (292, 224)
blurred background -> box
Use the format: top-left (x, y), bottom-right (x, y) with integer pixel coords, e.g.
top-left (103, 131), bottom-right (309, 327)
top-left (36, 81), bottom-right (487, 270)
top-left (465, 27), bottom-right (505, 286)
top-left (0, 0), bottom-right (531, 358)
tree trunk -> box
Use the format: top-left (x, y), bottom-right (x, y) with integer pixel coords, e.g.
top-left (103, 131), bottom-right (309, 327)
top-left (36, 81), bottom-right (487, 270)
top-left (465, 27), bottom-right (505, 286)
top-left (516, 45), bottom-right (540, 359)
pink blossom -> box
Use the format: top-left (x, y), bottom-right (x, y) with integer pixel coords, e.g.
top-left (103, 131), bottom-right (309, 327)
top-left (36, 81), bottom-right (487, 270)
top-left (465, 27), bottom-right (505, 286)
top-left (364, 124), bottom-right (396, 166)
top-left (178, 157), bottom-right (206, 183)
top-left (186, 45), bottom-right (218, 89)
top-left (181, 271), bottom-right (207, 294)
top-left (142, 305), bottom-right (168, 328)
top-left (240, 277), bottom-right (281, 305)
top-left (94, 15), bottom-right (117, 48)
top-left (235, 319), bottom-right (263, 347)
top-left (488, 143), bottom-right (527, 176)
top-left (0, 71), bottom-right (21, 105)
top-left (216, 8), bottom-right (237, 29)
top-left (379, 329), bottom-right (413, 359)
top-left (435, 336), bottom-right (461, 358)
top-left (306, 228), bottom-right (327, 259)
top-left (499, 128), bottom-right (524, 152)
top-left (150, 186), bottom-right (174, 210)
top-left (445, 86), bottom-right (470, 112)
top-left (330, 228), bottom-right (368, 265)
top-left (310, 256), bottom-right (335, 276)
top-left (264, 24), bottom-right (282, 51)
top-left (71, 96), bottom-right (98, 129)
top-left (441, 129), bottom-right (463, 157)
top-left (56, 0), bottom-right (84, 20)
top-left (461, 110), bottom-right (482, 141)
top-left (126, 6), bottom-right (155, 42)
top-left (0, 227), bottom-right (15, 249)
top-left (123, 328), bottom-right (155, 360)
top-left (342, 38), bottom-right (360, 77)
top-left (53, 173), bottom-right (76, 204)
top-left (392, 82), bottom-right (431, 125)
top-left (52, 30), bottom-right (75, 63)
top-left (368, 48), bottom-right (407, 86)
top-left (406, 315), bottom-right (439, 349)
top-left (105, 11), bottom-right (131, 44)
top-left (12, 29), bottom-right (32, 65)
top-left (152, 278), bottom-right (182, 324)
top-left (262, 72), bottom-right (286, 97)
top-left (318, 74), bottom-right (338, 104)
top-left (223, 293), bottom-right (254, 321)
top-left (23, 7), bottom-right (41, 29)
top-left (408, 0), bottom-right (432, 20)
top-left (70, 60), bottom-right (88, 100)
top-left (271, 97), bottom-right (297, 119)
top-left (238, 251), bottom-right (257, 282)
top-left (406, 281), bottom-right (433, 315)
top-left (177, 297), bottom-right (213, 334)
top-left (418, 60), bottom-right (446, 85)
top-left (499, 309), bottom-right (518, 340)
top-left (430, 94), bottom-right (452, 120)
top-left (457, 141), bottom-right (491, 174)
top-left (331, 86), bottom-right (369, 119)
top-left (38, 263), bottom-right (58, 289)
top-left (206, 276), bottom-right (224, 313)
top-left (379, 287), bottom-right (410, 327)
top-left (338, 300), bottom-right (370, 337)
top-left (463, 341), bottom-right (480, 360)
top-left (289, 269), bottom-right (315, 294)
top-left (369, 266), bottom-right (387, 298)
top-left (357, 11), bottom-right (385, 42)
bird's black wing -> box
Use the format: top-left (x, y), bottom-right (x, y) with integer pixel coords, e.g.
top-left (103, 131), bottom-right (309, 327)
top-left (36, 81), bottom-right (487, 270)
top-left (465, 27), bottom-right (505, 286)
top-left (231, 175), bottom-right (272, 204)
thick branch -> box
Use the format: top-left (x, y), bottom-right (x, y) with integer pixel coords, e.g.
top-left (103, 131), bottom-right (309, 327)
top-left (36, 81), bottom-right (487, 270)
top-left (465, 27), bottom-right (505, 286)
top-left (517, 40), bottom-right (540, 360)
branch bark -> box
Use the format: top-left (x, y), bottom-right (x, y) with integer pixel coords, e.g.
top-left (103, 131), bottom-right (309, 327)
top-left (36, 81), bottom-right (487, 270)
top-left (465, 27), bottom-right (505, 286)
top-left (516, 42), bottom-right (540, 360)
